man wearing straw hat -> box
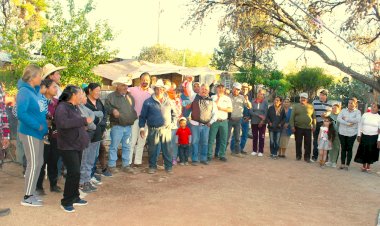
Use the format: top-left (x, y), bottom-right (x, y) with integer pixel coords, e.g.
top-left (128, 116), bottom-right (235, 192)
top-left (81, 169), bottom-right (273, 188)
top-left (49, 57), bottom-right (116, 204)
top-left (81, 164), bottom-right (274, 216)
top-left (105, 76), bottom-right (138, 174)
top-left (42, 63), bottom-right (66, 97)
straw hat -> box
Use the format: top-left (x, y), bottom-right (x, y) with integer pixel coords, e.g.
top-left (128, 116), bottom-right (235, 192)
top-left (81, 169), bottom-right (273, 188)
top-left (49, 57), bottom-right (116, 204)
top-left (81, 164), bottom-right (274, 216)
top-left (112, 76), bottom-right (132, 86)
top-left (42, 63), bottom-right (66, 79)
top-left (153, 79), bottom-right (165, 89)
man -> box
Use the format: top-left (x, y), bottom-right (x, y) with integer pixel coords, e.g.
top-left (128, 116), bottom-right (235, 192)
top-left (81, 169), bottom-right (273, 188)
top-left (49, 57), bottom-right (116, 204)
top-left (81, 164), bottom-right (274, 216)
top-left (139, 79), bottom-right (178, 174)
top-left (228, 82), bottom-right (251, 157)
top-left (290, 93), bottom-right (316, 163)
top-left (42, 64), bottom-right (66, 97)
top-left (105, 77), bottom-right (137, 174)
top-left (230, 82), bottom-right (251, 154)
top-left (128, 73), bottom-right (153, 167)
top-left (208, 84), bottom-right (232, 162)
top-left (188, 84), bottom-right (217, 165)
top-left (311, 89), bottom-right (332, 161)
top-left (0, 84), bottom-right (11, 217)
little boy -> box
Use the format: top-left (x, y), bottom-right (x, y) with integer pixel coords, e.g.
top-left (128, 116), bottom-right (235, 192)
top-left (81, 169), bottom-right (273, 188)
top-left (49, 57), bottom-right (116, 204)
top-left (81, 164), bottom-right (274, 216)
top-left (176, 117), bottom-right (192, 165)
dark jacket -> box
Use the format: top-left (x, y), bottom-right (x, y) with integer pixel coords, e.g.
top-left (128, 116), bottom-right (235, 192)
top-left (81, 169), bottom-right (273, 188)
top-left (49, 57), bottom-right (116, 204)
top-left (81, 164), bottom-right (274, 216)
top-left (266, 105), bottom-right (286, 132)
top-left (85, 99), bottom-right (107, 142)
top-left (55, 101), bottom-right (90, 151)
top-left (105, 91), bottom-right (137, 126)
top-left (139, 95), bottom-right (177, 128)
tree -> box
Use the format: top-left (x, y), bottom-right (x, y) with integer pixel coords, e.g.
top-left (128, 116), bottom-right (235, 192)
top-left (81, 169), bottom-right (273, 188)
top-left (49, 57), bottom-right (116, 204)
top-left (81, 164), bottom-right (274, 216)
top-left (186, 0), bottom-right (380, 92)
top-left (263, 70), bottom-right (291, 98)
top-left (328, 79), bottom-right (371, 105)
top-left (287, 67), bottom-right (334, 98)
top-left (40, 0), bottom-right (117, 86)
top-left (137, 44), bottom-right (212, 67)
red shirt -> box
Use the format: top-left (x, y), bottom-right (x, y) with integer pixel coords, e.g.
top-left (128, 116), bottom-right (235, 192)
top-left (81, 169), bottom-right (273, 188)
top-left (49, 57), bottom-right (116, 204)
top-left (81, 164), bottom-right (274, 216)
top-left (176, 127), bottom-right (191, 145)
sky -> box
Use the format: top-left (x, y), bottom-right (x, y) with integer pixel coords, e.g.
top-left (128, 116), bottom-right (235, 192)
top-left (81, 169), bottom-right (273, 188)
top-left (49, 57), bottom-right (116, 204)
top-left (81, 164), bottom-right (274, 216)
top-left (74, 0), bottom-right (372, 77)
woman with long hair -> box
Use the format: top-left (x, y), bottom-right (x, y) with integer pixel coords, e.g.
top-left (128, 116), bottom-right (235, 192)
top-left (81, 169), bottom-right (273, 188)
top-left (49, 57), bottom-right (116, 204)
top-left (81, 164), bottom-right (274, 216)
top-left (266, 96), bottom-right (286, 159)
top-left (354, 103), bottom-right (380, 172)
top-left (17, 65), bottom-right (48, 207)
top-left (55, 85), bottom-right (91, 213)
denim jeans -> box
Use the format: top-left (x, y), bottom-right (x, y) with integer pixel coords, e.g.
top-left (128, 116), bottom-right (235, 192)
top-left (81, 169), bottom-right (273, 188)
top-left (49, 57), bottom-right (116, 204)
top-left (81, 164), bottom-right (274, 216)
top-left (178, 144), bottom-right (190, 163)
top-left (269, 131), bottom-right (281, 156)
top-left (208, 120), bottom-right (228, 158)
top-left (108, 125), bottom-right (132, 167)
top-left (190, 124), bottom-right (210, 162)
top-left (228, 119), bottom-right (241, 154)
top-left (231, 119), bottom-right (249, 152)
top-left (91, 140), bottom-right (101, 178)
top-left (80, 141), bottom-right (100, 184)
top-left (171, 129), bottom-right (178, 161)
top-left (147, 127), bottom-right (172, 170)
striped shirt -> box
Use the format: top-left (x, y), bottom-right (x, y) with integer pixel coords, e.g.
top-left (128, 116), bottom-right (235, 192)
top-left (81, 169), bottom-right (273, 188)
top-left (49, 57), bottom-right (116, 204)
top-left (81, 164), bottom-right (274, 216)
top-left (312, 99), bottom-right (332, 123)
top-left (0, 85), bottom-right (10, 140)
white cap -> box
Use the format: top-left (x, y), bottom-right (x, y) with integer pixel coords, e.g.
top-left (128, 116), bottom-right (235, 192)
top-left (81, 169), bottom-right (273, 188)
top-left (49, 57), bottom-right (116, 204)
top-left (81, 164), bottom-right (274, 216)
top-left (233, 82), bottom-right (242, 90)
top-left (299, 92), bottom-right (308, 98)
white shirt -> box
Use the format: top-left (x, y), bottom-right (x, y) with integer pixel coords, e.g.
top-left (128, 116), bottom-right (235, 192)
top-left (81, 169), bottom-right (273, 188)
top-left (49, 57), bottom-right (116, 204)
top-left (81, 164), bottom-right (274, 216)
top-left (212, 94), bottom-right (232, 120)
top-left (337, 108), bottom-right (361, 137)
top-left (358, 112), bottom-right (380, 136)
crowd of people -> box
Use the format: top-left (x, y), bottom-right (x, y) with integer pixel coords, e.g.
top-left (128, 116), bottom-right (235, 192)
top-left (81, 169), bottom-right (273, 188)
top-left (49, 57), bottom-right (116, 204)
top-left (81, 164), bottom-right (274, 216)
top-left (0, 63), bottom-right (380, 215)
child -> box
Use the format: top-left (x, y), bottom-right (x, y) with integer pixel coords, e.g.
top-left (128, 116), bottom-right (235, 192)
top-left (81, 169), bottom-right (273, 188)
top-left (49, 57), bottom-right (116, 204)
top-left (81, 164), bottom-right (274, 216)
top-left (318, 117), bottom-right (335, 167)
top-left (176, 117), bottom-right (192, 165)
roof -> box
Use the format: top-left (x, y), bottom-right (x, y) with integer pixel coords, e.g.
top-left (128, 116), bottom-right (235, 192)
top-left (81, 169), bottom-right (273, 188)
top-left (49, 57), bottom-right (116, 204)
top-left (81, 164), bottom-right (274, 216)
top-left (92, 59), bottom-right (223, 81)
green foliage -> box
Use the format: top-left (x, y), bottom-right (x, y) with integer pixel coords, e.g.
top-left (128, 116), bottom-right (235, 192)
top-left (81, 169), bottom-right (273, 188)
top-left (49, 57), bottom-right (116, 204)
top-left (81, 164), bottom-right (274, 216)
top-left (138, 44), bottom-right (211, 67)
top-left (287, 67), bottom-right (334, 98)
top-left (263, 70), bottom-right (291, 98)
top-left (40, 0), bottom-right (117, 86)
top-left (328, 79), bottom-right (371, 104)
top-left (233, 67), bottom-right (268, 86)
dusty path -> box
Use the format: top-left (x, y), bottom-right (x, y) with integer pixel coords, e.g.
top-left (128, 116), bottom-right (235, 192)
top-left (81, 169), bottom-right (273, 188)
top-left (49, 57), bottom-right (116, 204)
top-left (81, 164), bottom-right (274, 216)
top-left (0, 137), bottom-right (379, 226)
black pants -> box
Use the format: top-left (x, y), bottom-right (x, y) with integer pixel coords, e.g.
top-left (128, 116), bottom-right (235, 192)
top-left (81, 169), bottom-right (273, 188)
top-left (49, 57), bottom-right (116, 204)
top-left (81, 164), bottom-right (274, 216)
top-left (294, 127), bottom-right (312, 160)
top-left (37, 139), bottom-right (60, 189)
top-left (178, 144), bottom-right (190, 163)
top-left (60, 149), bottom-right (82, 206)
top-left (339, 134), bottom-right (356, 166)
top-left (312, 122), bottom-right (322, 160)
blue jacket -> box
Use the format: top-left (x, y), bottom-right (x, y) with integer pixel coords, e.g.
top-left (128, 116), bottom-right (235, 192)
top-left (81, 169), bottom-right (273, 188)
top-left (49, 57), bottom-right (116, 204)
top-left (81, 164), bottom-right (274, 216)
top-left (16, 79), bottom-right (48, 140)
top-left (139, 95), bottom-right (177, 129)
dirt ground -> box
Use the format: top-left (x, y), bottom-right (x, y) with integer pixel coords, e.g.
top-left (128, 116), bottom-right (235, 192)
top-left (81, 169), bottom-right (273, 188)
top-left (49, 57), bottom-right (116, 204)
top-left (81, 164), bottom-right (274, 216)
top-left (0, 135), bottom-right (380, 226)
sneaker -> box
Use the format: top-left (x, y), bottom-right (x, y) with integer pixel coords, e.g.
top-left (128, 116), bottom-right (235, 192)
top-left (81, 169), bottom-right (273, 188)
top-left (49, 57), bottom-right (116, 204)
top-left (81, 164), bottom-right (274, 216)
top-left (251, 152), bottom-right (258, 156)
top-left (93, 174), bottom-right (102, 182)
top-left (35, 188), bottom-right (46, 196)
top-left (50, 185), bottom-right (62, 193)
top-left (241, 151), bottom-right (248, 155)
top-left (325, 162), bottom-right (332, 167)
top-left (88, 182), bottom-right (98, 191)
top-left (179, 162), bottom-right (185, 166)
top-left (310, 158), bottom-right (316, 163)
top-left (61, 205), bottom-right (75, 213)
top-left (184, 162), bottom-right (189, 166)
top-left (73, 199), bottom-right (88, 206)
top-left (219, 157), bottom-right (227, 162)
top-left (80, 182), bottom-right (97, 193)
top-left (91, 177), bottom-right (103, 186)
top-left (109, 167), bottom-right (119, 174)
top-left (21, 196), bottom-right (43, 207)
top-left (331, 163), bottom-right (337, 168)
top-left (122, 166), bottom-right (136, 174)
top-left (258, 153), bottom-right (263, 157)
top-left (148, 168), bottom-right (156, 174)
top-left (32, 194), bottom-right (43, 202)
top-left (102, 169), bottom-right (113, 177)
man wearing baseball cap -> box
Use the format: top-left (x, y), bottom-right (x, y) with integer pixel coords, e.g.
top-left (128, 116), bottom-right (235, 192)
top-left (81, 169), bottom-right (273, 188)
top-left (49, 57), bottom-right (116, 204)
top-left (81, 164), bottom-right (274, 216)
top-left (290, 92), bottom-right (316, 162)
top-left (42, 63), bottom-right (66, 98)
top-left (228, 82), bottom-right (251, 157)
top-left (105, 76), bottom-right (138, 174)
top-left (311, 89), bottom-right (332, 162)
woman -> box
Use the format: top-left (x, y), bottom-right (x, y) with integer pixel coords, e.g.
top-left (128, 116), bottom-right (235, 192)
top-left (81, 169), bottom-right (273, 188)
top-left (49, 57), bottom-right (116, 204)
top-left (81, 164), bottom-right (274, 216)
top-left (36, 79), bottom-right (62, 195)
top-left (354, 103), bottom-right (380, 172)
top-left (279, 98), bottom-right (292, 157)
top-left (55, 85), bottom-right (91, 213)
top-left (84, 83), bottom-right (108, 181)
top-left (337, 98), bottom-right (361, 170)
top-left (78, 90), bottom-right (99, 193)
top-left (325, 104), bottom-right (341, 167)
top-left (249, 89), bottom-right (268, 156)
top-left (17, 65), bottom-right (48, 207)
top-left (266, 96), bottom-right (285, 159)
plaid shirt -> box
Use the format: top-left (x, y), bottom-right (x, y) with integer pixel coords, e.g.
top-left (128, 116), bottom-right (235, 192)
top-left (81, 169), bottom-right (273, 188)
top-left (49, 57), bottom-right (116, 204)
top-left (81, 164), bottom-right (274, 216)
top-left (0, 85), bottom-right (10, 140)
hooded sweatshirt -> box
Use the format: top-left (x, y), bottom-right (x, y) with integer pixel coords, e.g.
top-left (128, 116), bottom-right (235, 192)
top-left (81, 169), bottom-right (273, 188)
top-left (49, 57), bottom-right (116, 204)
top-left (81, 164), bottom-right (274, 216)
top-left (16, 79), bottom-right (48, 140)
